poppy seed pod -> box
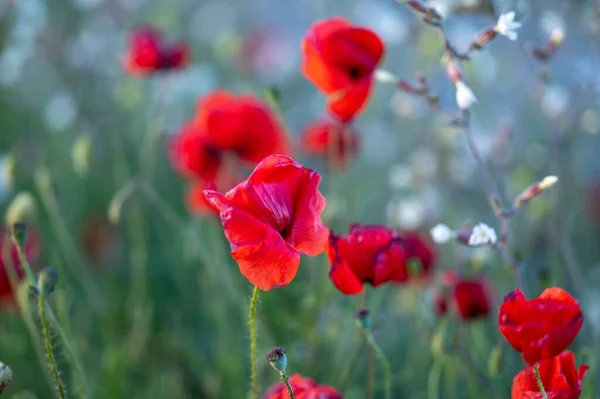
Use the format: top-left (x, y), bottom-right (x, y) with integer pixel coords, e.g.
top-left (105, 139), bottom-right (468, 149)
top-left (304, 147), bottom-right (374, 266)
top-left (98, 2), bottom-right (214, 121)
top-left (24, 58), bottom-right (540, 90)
top-left (38, 268), bottom-right (58, 296)
top-left (354, 309), bottom-right (371, 330)
top-left (266, 347), bottom-right (287, 373)
top-left (0, 362), bottom-right (12, 394)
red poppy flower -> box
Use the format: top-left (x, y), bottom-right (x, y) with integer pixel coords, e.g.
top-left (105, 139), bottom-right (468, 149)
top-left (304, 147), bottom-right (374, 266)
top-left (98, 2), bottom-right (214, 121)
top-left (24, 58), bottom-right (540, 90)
top-left (400, 232), bottom-right (436, 280)
top-left (195, 90), bottom-right (291, 164)
top-left (300, 120), bottom-right (359, 169)
top-left (499, 288), bottom-right (583, 365)
top-left (453, 278), bottom-right (491, 321)
top-left (512, 351), bottom-right (588, 399)
top-left (433, 289), bottom-right (449, 317)
top-left (168, 122), bottom-right (221, 181)
top-left (327, 224), bottom-right (395, 295)
top-left (301, 18), bottom-right (384, 122)
top-left (0, 227), bottom-right (40, 305)
top-left (123, 26), bottom-right (190, 76)
top-left (263, 373), bottom-right (343, 399)
top-left (203, 155), bottom-right (328, 290)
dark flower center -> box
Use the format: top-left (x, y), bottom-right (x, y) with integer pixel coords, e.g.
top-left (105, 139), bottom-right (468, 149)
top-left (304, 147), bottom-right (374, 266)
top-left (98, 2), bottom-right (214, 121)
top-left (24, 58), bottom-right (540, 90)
top-left (347, 66), bottom-right (363, 80)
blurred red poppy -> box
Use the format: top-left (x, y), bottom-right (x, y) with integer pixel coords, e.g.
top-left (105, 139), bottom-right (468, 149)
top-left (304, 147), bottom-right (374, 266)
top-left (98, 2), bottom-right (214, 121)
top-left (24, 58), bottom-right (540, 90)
top-left (300, 120), bottom-right (359, 169)
top-left (203, 155), bottom-right (328, 290)
top-left (433, 289), bottom-right (449, 317)
top-left (0, 227), bottom-right (40, 305)
top-left (301, 18), bottom-right (384, 122)
top-left (81, 217), bottom-right (117, 265)
top-left (400, 233), bottom-right (436, 281)
top-left (499, 288), bottom-right (583, 365)
top-left (195, 91), bottom-right (291, 164)
top-left (168, 122), bottom-right (221, 182)
top-left (263, 373), bottom-right (343, 399)
top-left (512, 351), bottom-right (588, 399)
top-left (123, 26), bottom-right (190, 76)
top-left (453, 278), bottom-right (491, 321)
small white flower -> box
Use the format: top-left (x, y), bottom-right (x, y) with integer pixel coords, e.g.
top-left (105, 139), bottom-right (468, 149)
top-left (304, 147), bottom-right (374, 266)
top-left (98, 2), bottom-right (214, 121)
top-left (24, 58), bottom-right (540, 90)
top-left (550, 27), bottom-right (565, 46)
top-left (495, 11), bottom-right (522, 41)
top-left (430, 224), bottom-right (453, 244)
top-left (539, 175), bottom-right (558, 190)
top-left (374, 69), bottom-right (399, 84)
top-left (455, 81), bottom-right (477, 110)
top-left (468, 223), bottom-right (497, 246)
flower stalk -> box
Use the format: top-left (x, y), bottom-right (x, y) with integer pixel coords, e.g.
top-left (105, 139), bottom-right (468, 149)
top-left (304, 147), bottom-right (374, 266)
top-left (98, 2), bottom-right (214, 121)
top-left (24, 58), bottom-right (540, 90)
top-left (249, 286), bottom-right (260, 399)
top-left (534, 363), bottom-right (549, 399)
top-left (355, 310), bottom-right (392, 399)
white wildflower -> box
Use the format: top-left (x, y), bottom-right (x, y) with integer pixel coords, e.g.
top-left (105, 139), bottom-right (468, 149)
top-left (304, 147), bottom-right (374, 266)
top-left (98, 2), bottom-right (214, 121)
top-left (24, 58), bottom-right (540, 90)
top-left (494, 11), bottom-right (522, 41)
top-left (468, 223), bottom-right (497, 246)
top-left (539, 175), bottom-right (558, 190)
top-left (455, 81), bottom-right (477, 110)
top-left (374, 69), bottom-right (398, 84)
top-left (430, 224), bottom-right (454, 244)
top-left (550, 27), bottom-right (565, 46)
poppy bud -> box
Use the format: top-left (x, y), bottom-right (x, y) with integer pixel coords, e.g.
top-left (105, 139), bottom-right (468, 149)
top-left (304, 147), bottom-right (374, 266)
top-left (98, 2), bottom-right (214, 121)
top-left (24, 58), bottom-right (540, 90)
top-left (10, 222), bottom-right (28, 249)
top-left (37, 268), bottom-right (58, 296)
top-left (469, 28), bottom-right (498, 51)
top-left (5, 191), bottom-right (37, 227)
top-left (72, 133), bottom-right (93, 178)
top-left (266, 347), bottom-right (287, 373)
top-left (488, 344), bottom-right (503, 376)
top-left (354, 309), bottom-right (371, 330)
top-left (0, 362), bottom-right (12, 394)
top-left (514, 175), bottom-right (558, 208)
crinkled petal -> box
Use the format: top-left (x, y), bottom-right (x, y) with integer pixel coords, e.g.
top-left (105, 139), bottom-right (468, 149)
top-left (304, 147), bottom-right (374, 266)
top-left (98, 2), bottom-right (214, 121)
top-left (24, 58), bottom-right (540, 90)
top-left (203, 190), bottom-right (300, 290)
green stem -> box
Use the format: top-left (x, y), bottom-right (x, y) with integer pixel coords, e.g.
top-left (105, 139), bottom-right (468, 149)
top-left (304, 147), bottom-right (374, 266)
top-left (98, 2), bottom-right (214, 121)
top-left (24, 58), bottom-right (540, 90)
top-left (249, 286), bottom-right (260, 399)
top-left (362, 329), bottom-right (392, 399)
top-left (38, 292), bottom-right (67, 399)
top-left (12, 230), bottom-right (89, 397)
top-left (280, 372), bottom-right (295, 399)
top-left (534, 363), bottom-right (548, 399)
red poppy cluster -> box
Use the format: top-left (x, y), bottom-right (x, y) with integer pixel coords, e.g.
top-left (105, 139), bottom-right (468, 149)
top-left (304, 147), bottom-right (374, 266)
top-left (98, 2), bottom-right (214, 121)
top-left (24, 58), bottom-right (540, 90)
top-left (123, 26), bottom-right (190, 76)
top-left (263, 374), bottom-right (342, 399)
top-left (498, 287), bottom-right (588, 397)
top-left (0, 227), bottom-right (40, 306)
top-left (169, 91), bottom-right (290, 215)
top-left (300, 18), bottom-right (385, 170)
top-left (434, 273), bottom-right (492, 321)
top-left (326, 224), bottom-right (436, 295)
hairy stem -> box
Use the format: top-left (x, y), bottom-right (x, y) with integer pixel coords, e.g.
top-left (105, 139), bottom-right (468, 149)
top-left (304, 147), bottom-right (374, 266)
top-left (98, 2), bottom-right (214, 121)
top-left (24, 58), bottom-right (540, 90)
top-left (361, 329), bottom-right (392, 399)
top-left (534, 363), bottom-right (549, 399)
top-left (38, 293), bottom-right (67, 399)
top-left (249, 286), bottom-right (260, 399)
top-left (280, 372), bottom-right (296, 399)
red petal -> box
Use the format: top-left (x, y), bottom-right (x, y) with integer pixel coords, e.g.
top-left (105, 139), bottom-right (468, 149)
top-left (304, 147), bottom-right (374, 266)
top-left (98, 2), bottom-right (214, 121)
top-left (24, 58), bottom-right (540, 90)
top-left (327, 78), bottom-right (372, 122)
top-left (195, 91), bottom-right (248, 150)
top-left (300, 120), bottom-right (359, 168)
top-left (168, 123), bottom-right (221, 181)
top-left (203, 191), bottom-right (300, 290)
top-left (373, 239), bottom-right (408, 286)
top-left (453, 279), bottom-right (491, 320)
top-left (319, 27), bottom-right (384, 75)
top-left (186, 182), bottom-right (219, 216)
top-left (329, 257), bottom-right (364, 295)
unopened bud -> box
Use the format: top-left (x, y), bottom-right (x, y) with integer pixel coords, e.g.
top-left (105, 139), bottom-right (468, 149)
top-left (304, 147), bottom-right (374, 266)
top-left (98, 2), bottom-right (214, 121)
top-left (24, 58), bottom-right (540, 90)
top-left (488, 345), bottom-right (503, 376)
top-left (469, 28), bottom-right (498, 51)
top-left (5, 192), bottom-right (37, 227)
top-left (72, 133), bottom-right (93, 178)
top-left (354, 309), bottom-right (371, 330)
top-left (514, 175), bottom-right (558, 207)
top-left (10, 222), bottom-right (28, 249)
top-left (446, 59), bottom-right (463, 84)
top-left (38, 268), bottom-right (58, 296)
top-left (266, 347), bottom-right (287, 373)
top-left (0, 362), bottom-right (13, 394)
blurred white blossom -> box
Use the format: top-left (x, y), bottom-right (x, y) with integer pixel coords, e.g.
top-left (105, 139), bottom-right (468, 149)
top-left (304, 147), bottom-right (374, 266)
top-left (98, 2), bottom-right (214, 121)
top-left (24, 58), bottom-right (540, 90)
top-left (468, 223), bottom-right (497, 246)
top-left (495, 11), bottom-right (522, 41)
top-left (430, 224), bottom-right (453, 244)
top-left (455, 81), bottom-right (477, 110)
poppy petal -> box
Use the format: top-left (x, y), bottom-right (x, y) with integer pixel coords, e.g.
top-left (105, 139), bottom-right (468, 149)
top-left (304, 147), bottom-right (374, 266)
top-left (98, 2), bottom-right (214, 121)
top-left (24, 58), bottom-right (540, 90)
top-left (203, 190), bottom-right (300, 291)
top-left (329, 257), bottom-right (364, 295)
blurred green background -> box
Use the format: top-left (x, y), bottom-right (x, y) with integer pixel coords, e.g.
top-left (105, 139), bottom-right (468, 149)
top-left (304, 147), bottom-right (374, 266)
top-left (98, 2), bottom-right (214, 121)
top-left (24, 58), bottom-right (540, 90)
top-left (1, 0), bottom-right (600, 398)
